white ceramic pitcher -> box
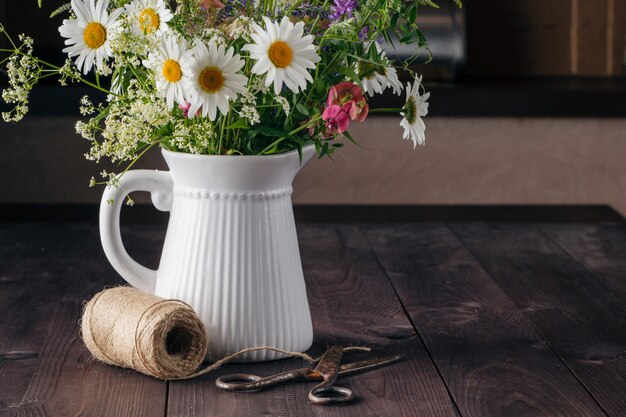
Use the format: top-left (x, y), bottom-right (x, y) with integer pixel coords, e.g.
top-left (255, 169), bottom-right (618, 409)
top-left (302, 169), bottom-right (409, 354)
top-left (99, 145), bottom-right (316, 361)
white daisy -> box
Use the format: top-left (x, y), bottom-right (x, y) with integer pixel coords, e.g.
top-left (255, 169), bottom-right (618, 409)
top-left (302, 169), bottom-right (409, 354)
top-left (362, 65), bottom-right (403, 96)
top-left (59, 0), bottom-right (124, 74)
top-left (243, 16), bottom-right (320, 95)
top-left (361, 45), bottom-right (403, 96)
top-left (186, 40), bottom-right (248, 120)
top-left (124, 0), bottom-right (173, 36)
top-left (400, 76), bottom-right (430, 148)
top-left (144, 35), bottom-right (193, 108)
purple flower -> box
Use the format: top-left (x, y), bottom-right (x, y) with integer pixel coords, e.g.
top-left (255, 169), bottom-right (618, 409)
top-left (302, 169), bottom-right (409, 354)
top-left (329, 0), bottom-right (358, 20)
top-left (358, 26), bottom-right (369, 41)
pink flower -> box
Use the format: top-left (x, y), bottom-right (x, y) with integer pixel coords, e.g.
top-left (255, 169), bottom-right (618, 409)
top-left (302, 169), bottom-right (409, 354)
top-left (327, 82), bottom-right (369, 122)
top-left (322, 103), bottom-right (352, 134)
top-left (200, 0), bottom-right (225, 9)
top-left (179, 102), bottom-right (200, 118)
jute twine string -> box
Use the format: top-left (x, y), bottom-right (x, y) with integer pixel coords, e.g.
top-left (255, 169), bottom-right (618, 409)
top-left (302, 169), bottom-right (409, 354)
top-left (82, 287), bottom-right (369, 380)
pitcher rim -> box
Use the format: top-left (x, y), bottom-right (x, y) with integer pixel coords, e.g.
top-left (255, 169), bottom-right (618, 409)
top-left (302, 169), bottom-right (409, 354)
top-left (161, 144), bottom-right (315, 161)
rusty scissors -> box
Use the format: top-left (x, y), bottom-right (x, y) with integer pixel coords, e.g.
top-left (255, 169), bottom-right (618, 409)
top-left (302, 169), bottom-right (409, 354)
top-left (215, 345), bottom-right (403, 405)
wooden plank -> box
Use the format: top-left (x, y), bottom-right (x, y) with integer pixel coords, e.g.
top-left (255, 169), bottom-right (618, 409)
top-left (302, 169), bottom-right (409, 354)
top-left (167, 224), bottom-right (459, 417)
top-left (0, 224), bottom-right (167, 416)
top-left (465, 0), bottom-right (572, 76)
top-left (0, 225), bottom-right (91, 408)
top-left (541, 223), bottom-right (626, 301)
top-left (450, 223), bottom-right (626, 417)
top-left (609, 0), bottom-right (626, 75)
top-left (365, 223), bottom-right (609, 417)
top-left (575, 0), bottom-right (609, 75)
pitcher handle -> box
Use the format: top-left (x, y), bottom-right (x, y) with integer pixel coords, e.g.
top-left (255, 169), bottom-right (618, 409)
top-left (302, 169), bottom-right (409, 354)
top-left (99, 170), bottom-right (173, 294)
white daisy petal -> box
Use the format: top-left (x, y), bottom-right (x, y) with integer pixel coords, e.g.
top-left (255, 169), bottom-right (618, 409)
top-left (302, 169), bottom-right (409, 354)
top-left (59, 0), bottom-right (122, 74)
top-left (399, 78), bottom-right (429, 148)
top-left (125, 0), bottom-right (173, 36)
top-left (186, 39), bottom-right (248, 121)
top-left (243, 16), bottom-right (320, 95)
top-left (145, 33), bottom-right (193, 108)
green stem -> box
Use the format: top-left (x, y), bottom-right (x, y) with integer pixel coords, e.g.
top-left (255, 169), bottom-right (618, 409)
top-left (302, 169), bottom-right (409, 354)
top-left (0, 48), bottom-right (116, 95)
top-left (369, 107), bottom-right (404, 113)
top-left (259, 116), bottom-right (321, 155)
top-left (288, 114), bottom-right (321, 136)
top-left (117, 142), bottom-right (157, 177)
top-left (260, 136), bottom-right (286, 154)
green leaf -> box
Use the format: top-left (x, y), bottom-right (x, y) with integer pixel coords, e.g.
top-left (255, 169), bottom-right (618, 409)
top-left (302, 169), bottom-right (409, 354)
top-left (155, 123), bottom-right (174, 137)
top-left (390, 13), bottom-right (399, 30)
top-left (294, 103), bottom-right (310, 117)
top-left (50, 3), bottom-right (72, 18)
top-left (321, 141), bottom-right (329, 156)
top-left (419, 0), bottom-right (440, 8)
top-left (409, 4), bottom-right (418, 23)
top-left (254, 126), bottom-right (291, 138)
top-left (226, 118), bottom-right (250, 130)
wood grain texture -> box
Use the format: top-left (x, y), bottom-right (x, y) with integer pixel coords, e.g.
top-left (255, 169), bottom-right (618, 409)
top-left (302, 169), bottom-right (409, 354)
top-left (364, 223), bottom-right (609, 417)
top-left (0, 224), bottom-right (167, 417)
top-left (167, 225), bottom-right (459, 417)
top-left (450, 223), bottom-right (626, 417)
top-left (575, 0), bottom-right (609, 75)
top-left (610, 0), bottom-right (626, 75)
top-left (3, 221), bottom-right (626, 416)
top-left (541, 223), bottom-right (626, 301)
top-left (0, 225), bottom-right (91, 409)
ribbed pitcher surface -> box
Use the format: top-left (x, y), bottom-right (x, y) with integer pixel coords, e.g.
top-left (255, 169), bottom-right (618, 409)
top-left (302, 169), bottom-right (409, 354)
top-left (99, 146), bottom-right (316, 361)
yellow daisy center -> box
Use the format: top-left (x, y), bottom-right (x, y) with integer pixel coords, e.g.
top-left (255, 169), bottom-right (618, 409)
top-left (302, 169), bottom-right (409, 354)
top-left (162, 59), bottom-right (182, 82)
top-left (198, 67), bottom-right (224, 93)
top-left (268, 41), bottom-right (293, 68)
top-left (404, 96), bottom-right (417, 125)
top-left (139, 8), bottom-right (160, 34)
top-left (83, 22), bottom-right (106, 49)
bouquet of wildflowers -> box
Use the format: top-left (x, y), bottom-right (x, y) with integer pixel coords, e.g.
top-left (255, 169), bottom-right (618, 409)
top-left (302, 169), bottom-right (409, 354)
top-left (1, 0), bottom-right (457, 187)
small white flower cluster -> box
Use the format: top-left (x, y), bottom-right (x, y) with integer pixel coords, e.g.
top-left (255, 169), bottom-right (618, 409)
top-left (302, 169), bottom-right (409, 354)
top-left (239, 106), bottom-right (260, 125)
top-left (59, 58), bottom-right (82, 86)
top-left (249, 76), bottom-right (270, 95)
top-left (85, 80), bottom-right (172, 163)
top-left (1, 34), bottom-right (39, 122)
top-left (91, 169), bottom-right (123, 190)
top-left (200, 28), bottom-right (226, 44)
top-left (238, 90), bottom-right (260, 125)
top-left (225, 16), bottom-right (255, 41)
top-left (274, 96), bottom-right (291, 116)
top-left (79, 95), bottom-right (97, 115)
top-left (171, 118), bottom-right (218, 154)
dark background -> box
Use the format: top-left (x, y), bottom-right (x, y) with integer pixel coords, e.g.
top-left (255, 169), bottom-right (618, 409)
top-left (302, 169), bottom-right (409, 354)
top-left (0, 0), bottom-right (625, 214)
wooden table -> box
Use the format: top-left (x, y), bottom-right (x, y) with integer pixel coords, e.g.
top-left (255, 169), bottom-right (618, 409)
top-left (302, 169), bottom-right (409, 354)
top-left (1, 207), bottom-right (625, 417)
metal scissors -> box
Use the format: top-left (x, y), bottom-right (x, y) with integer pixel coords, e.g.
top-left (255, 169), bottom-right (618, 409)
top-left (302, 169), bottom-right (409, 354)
top-left (215, 345), bottom-right (403, 405)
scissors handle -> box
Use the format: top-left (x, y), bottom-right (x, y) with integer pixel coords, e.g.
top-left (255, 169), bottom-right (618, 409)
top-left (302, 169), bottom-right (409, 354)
top-left (309, 384), bottom-right (353, 405)
top-left (216, 369), bottom-right (312, 392)
top-left (307, 371), bottom-right (354, 405)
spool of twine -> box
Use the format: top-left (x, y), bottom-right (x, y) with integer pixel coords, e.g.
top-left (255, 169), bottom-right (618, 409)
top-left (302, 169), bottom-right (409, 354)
top-left (81, 286), bottom-right (208, 380)
top-left (81, 286), bottom-right (327, 380)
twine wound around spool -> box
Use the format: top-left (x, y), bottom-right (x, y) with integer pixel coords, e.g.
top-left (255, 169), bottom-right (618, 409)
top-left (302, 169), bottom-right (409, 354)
top-left (81, 286), bottom-right (208, 380)
top-left (81, 286), bottom-right (340, 380)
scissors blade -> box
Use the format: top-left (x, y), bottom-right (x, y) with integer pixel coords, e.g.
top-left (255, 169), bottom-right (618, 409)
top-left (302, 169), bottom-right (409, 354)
top-left (313, 345), bottom-right (344, 380)
top-left (337, 354), bottom-right (405, 377)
